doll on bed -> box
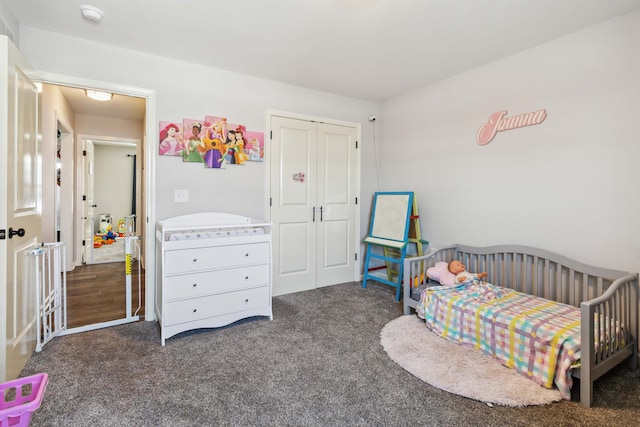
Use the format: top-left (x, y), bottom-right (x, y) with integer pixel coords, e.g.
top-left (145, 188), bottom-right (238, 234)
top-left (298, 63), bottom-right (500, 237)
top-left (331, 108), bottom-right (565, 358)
top-left (448, 260), bottom-right (488, 284)
top-left (419, 260), bottom-right (496, 318)
top-left (426, 260), bottom-right (487, 287)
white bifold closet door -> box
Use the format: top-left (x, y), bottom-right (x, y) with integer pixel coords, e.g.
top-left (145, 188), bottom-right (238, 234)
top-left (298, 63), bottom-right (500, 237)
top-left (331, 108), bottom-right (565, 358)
top-left (270, 115), bottom-right (358, 296)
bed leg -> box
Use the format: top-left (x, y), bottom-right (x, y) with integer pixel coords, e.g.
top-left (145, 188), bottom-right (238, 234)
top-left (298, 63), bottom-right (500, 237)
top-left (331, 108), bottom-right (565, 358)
top-left (403, 302), bottom-right (411, 316)
top-left (580, 378), bottom-right (593, 408)
top-left (628, 346), bottom-right (638, 370)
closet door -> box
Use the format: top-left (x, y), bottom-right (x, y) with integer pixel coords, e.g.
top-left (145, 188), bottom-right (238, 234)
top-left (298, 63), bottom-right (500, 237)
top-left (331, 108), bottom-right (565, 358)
top-left (270, 116), bottom-right (358, 296)
top-left (315, 123), bottom-right (357, 287)
top-left (270, 117), bottom-right (318, 295)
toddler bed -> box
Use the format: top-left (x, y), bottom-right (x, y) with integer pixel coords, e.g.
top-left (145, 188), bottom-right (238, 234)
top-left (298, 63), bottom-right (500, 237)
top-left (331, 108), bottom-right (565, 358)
top-left (402, 244), bottom-right (638, 407)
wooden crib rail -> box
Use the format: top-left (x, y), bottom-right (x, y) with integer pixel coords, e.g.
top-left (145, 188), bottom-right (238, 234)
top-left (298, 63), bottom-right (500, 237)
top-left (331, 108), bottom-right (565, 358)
top-left (402, 245), bottom-right (457, 314)
top-left (455, 245), bottom-right (631, 306)
top-left (578, 273), bottom-right (638, 407)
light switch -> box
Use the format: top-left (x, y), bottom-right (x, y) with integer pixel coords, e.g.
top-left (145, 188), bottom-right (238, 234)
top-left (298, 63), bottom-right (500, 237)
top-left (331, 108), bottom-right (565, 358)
top-left (174, 189), bottom-right (189, 203)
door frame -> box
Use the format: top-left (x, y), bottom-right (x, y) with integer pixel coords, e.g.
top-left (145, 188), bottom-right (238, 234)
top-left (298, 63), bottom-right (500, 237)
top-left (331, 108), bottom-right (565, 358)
top-left (265, 109), bottom-right (362, 285)
top-left (55, 116), bottom-right (74, 270)
top-left (36, 71), bottom-right (157, 322)
top-left (76, 134), bottom-right (141, 265)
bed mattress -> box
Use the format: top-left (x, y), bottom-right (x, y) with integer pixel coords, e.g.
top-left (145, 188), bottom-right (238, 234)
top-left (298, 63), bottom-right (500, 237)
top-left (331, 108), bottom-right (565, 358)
top-left (417, 280), bottom-right (581, 399)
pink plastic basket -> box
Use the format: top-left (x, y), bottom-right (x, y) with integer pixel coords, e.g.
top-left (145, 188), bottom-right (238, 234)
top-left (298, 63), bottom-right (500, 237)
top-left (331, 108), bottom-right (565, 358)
top-left (0, 374), bottom-right (48, 427)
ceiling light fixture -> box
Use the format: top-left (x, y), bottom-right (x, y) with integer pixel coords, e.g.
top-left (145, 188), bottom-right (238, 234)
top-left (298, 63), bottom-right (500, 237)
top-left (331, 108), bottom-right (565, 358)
top-left (80, 5), bottom-right (104, 23)
top-left (85, 89), bottom-right (113, 101)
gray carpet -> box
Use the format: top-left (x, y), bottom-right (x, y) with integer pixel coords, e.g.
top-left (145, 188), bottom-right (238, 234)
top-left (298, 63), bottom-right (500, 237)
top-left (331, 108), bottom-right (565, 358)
top-left (21, 282), bottom-right (640, 426)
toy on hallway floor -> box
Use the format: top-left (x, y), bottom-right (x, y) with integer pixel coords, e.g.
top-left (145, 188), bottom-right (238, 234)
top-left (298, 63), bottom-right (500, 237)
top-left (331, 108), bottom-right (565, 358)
top-left (102, 225), bottom-right (117, 241)
top-left (95, 225), bottom-right (118, 243)
top-left (117, 219), bottom-right (127, 234)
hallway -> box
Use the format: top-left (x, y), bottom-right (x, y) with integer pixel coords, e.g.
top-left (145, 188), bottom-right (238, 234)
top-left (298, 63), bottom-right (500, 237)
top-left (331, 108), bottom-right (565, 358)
top-left (66, 262), bottom-right (145, 328)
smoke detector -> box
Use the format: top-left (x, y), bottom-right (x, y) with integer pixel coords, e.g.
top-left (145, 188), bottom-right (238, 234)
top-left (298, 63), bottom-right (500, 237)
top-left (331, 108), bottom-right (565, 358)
top-left (81, 5), bottom-right (104, 23)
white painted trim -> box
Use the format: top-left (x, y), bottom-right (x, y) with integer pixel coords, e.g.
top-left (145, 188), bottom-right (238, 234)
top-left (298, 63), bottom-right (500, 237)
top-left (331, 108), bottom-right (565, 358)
top-left (267, 109), bottom-right (360, 128)
top-left (34, 70), bottom-right (157, 323)
top-left (37, 71), bottom-right (154, 99)
top-left (75, 133), bottom-right (141, 266)
top-left (55, 115), bottom-right (74, 270)
top-left (59, 316), bottom-right (140, 336)
top-left (265, 109), bottom-right (362, 282)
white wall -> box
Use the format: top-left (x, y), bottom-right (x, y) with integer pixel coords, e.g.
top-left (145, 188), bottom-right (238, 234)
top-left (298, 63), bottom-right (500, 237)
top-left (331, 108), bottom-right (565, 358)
top-left (93, 143), bottom-right (136, 233)
top-left (380, 10), bottom-right (640, 274)
top-left (0, 2), bottom-right (19, 45)
top-left (75, 114), bottom-right (144, 141)
top-left (18, 27), bottom-right (380, 234)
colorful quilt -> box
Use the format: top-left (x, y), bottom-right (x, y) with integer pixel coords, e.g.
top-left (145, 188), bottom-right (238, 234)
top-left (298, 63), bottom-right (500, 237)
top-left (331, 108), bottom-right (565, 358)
top-left (417, 280), bottom-right (581, 399)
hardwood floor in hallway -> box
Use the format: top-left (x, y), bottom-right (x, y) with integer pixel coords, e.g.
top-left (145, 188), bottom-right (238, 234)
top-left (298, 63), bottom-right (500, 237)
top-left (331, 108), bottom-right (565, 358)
top-left (65, 261), bottom-right (145, 329)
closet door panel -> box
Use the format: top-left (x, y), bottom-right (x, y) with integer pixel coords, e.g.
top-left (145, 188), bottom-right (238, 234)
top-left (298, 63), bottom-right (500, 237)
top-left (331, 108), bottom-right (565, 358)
top-left (316, 123), bottom-right (357, 287)
top-left (270, 116), bottom-right (317, 296)
top-left (278, 222), bottom-right (310, 275)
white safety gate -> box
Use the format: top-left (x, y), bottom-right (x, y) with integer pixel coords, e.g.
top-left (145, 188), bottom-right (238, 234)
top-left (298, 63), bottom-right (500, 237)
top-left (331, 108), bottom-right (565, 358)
top-left (61, 214), bottom-right (141, 335)
top-left (30, 242), bottom-right (67, 352)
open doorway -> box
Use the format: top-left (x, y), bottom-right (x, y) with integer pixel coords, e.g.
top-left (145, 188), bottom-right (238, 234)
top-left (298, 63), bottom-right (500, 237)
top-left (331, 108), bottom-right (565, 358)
top-left (81, 137), bottom-right (141, 265)
top-left (42, 82), bottom-right (148, 332)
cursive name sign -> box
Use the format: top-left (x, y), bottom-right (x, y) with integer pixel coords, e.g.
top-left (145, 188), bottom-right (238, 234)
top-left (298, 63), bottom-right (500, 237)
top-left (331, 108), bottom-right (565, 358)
top-left (476, 109), bottom-right (547, 145)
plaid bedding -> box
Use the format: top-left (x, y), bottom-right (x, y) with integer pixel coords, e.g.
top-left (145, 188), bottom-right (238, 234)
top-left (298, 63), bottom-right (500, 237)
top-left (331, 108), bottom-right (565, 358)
top-left (417, 280), bottom-right (581, 399)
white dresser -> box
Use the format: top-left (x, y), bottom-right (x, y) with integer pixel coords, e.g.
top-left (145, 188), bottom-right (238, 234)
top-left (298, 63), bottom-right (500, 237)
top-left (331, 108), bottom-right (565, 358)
top-left (155, 212), bottom-right (272, 345)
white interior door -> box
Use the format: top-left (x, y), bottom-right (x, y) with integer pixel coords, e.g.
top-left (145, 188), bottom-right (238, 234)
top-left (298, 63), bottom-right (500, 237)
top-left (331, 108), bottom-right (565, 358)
top-left (270, 115), bottom-right (358, 296)
top-left (316, 123), bottom-right (358, 287)
top-left (0, 36), bottom-right (41, 382)
top-left (82, 139), bottom-right (96, 264)
top-left (270, 117), bottom-right (318, 295)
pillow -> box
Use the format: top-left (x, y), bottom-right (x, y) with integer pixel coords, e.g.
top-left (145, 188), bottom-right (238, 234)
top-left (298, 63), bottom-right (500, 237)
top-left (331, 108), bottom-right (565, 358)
top-left (426, 261), bottom-right (456, 287)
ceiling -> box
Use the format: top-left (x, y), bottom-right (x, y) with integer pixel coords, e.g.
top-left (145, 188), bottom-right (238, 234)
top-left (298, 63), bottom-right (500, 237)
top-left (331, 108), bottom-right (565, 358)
top-left (7, 0), bottom-right (640, 103)
top-left (55, 85), bottom-right (146, 121)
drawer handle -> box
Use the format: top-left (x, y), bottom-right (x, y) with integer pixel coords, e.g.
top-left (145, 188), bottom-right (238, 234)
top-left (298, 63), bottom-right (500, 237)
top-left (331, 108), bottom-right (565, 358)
top-left (245, 276), bottom-right (249, 280)
top-left (244, 253), bottom-right (249, 257)
top-left (193, 308), bottom-right (197, 313)
top-left (192, 258), bottom-right (198, 263)
top-left (245, 299), bottom-right (249, 303)
top-left (192, 283), bottom-right (197, 288)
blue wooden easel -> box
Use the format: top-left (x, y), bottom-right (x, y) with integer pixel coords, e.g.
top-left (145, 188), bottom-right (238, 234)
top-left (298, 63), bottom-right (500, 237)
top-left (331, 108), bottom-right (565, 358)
top-left (362, 191), bottom-right (414, 301)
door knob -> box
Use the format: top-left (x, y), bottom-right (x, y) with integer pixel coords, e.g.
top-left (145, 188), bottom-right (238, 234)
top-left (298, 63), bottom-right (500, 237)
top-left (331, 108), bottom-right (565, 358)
top-left (8, 227), bottom-right (25, 238)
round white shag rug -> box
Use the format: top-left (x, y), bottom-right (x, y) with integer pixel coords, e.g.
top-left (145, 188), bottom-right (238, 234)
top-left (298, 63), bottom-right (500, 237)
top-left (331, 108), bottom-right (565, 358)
top-left (381, 315), bottom-right (564, 406)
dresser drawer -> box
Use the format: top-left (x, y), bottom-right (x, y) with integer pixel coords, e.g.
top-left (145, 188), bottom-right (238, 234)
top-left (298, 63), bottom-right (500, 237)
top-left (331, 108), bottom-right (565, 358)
top-left (164, 242), bottom-right (269, 274)
top-left (163, 264), bottom-right (269, 300)
top-left (163, 285), bottom-right (270, 326)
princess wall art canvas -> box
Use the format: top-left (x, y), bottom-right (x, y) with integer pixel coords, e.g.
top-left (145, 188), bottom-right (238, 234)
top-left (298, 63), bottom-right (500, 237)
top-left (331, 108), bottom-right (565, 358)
top-left (245, 131), bottom-right (264, 161)
top-left (158, 121), bottom-right (184, 156)
top-left (182, 118), bottom-right (205, 163)
top-left (203, 116), bottom-right (228, 169)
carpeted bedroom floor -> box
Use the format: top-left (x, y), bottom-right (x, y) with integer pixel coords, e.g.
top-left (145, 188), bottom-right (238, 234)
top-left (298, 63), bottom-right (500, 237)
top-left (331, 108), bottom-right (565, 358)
top-left (21, 281), bottom-right (640, 426)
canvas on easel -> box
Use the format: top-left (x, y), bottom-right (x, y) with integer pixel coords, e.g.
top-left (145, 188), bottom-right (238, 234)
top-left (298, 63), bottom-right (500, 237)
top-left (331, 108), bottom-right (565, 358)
top-left (368, 193), bottom-right (412, 242)
top-left (362, 192), bottom-right (414, 301)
